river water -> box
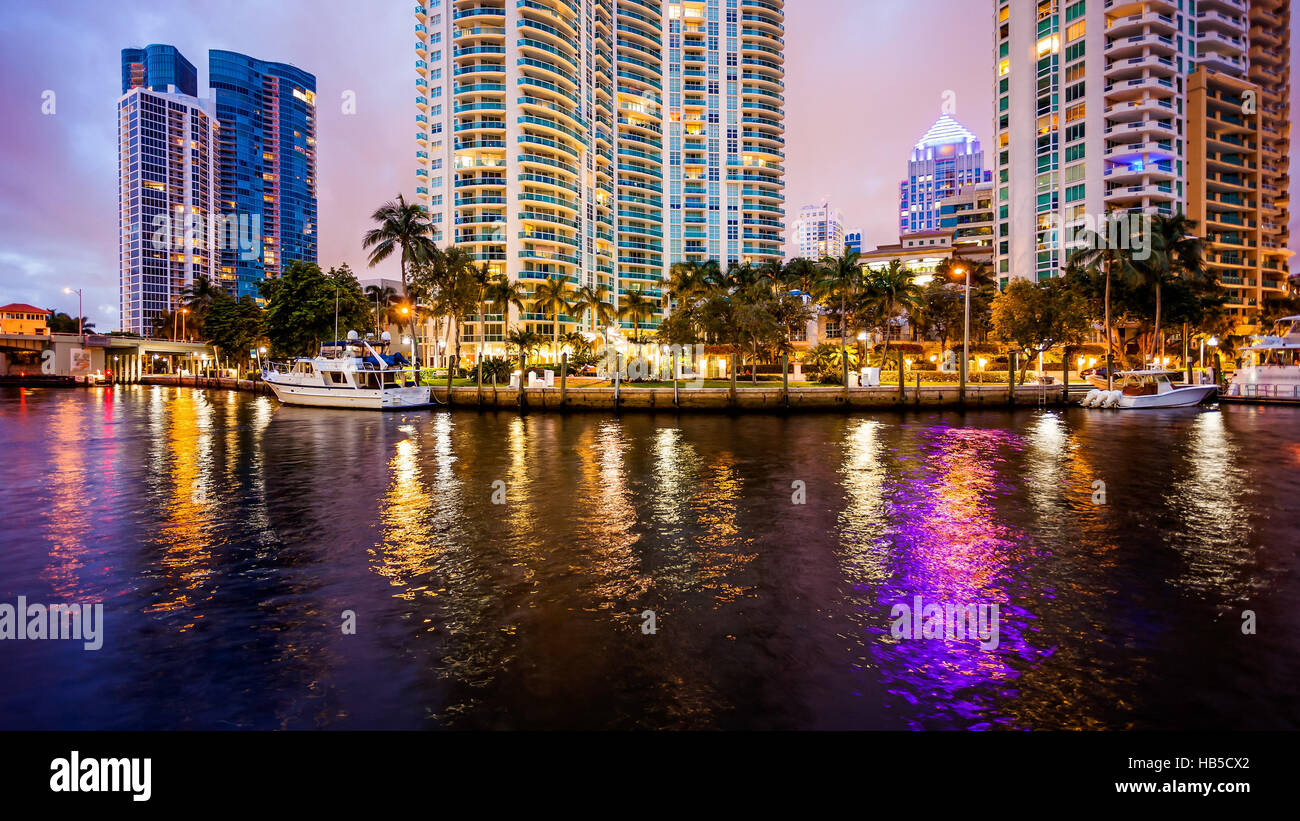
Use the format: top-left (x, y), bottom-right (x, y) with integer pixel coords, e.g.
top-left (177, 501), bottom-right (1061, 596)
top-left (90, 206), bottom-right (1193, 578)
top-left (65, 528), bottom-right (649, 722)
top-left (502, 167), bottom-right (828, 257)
top-left (1, 385), bottom-right (1297, 730)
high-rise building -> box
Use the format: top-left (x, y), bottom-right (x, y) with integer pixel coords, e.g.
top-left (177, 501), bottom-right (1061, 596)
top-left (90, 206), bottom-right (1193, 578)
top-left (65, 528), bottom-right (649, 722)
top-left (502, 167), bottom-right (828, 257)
top-left (845, 231), bottom-right (863, 255)
top-left (939, 180), bottom-right (996, 261)
top-left (1187, 0), bottom-right (1292, 333)
top-left (121, 44), bottom-right (198, 97)
top-left (792, 200), bottom-right (845, 261)
top-left (665, 0), bottom-right (786, 271)
top-left (414, 0), bottom-right (785, 359)
top-left (209, 50), bottom-right (317, 302)
top-left (117, 45), bottom-right (219, 336)
top-left (900, 113), bottom-right (990, 236)
top-left (993, 0), bottom-right (1290, 304)
top-left (994, 1), bottom-right (1191, 286)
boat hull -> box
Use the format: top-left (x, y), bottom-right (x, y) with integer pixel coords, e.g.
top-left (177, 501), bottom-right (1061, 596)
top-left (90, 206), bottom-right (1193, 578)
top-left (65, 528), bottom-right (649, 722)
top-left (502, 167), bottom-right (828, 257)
top-left (265, 380), bottom-right (432, 410)
top-left (1117, 385), bottom-right (1218, 409)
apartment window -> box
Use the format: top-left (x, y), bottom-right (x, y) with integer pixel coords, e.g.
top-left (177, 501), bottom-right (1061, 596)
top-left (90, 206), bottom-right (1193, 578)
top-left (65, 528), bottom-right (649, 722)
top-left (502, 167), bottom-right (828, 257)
top-left (1065, 183), bottom-right (1085, 203)
top-left (1065, 21), bottom-right (1085, 42)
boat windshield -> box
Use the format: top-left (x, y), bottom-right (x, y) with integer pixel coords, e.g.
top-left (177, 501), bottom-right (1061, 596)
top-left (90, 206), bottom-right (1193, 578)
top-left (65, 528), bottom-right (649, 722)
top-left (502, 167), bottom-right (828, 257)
top-left (1120, 374), bottom-right (1161, 396)
top-left (1252, 349), bottom-right (1300, 367)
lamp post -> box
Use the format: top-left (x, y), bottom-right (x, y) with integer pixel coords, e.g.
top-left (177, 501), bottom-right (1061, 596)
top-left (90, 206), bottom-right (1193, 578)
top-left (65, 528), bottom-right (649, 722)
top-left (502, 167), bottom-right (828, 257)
top-left (948, 265), bottom-right (971, 403)
top-left (63, 287), bottom-right (83, 339)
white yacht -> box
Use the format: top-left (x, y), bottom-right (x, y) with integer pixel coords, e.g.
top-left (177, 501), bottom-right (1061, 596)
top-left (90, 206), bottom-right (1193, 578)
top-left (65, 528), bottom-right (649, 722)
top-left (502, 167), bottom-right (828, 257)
top-left (1226, 316), bottom-right (1300, 404)
top-left (262, 332), bottom-right (432, 410)
top-left (1082, 370), bottom-right (1218, 409)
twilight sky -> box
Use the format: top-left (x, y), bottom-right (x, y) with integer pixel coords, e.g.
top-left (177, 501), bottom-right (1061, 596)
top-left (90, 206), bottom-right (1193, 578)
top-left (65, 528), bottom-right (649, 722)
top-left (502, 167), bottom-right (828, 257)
top-left (0, 1), bottom-right (1295, 328)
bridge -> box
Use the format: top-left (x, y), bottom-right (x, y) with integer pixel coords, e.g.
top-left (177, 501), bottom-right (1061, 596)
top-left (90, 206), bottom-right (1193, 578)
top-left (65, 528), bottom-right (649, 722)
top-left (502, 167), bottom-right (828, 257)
top-left (0, 332), bottom-right (214, 381)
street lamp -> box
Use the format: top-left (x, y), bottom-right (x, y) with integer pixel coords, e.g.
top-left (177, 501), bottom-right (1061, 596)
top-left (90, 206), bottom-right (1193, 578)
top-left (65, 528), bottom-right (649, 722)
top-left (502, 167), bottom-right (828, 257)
top-left (63, 287), bottom-right (83, 339)
top-left (948, 264), bottom-right (971, 401)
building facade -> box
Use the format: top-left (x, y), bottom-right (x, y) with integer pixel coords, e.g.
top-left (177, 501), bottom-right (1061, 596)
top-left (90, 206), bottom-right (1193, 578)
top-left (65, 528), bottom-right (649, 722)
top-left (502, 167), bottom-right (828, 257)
top-left (121, 44), bottom-right (198, 97)
top-left (413, 0), bottom-right (785, 359)
top-left (845, 231), bottom-right (863, 255)
top-left (994, 0), bottom-right (1190, 286)
top-left (118, 47), bottom-right (219, 336)
top-left (939, 180), bottom-right (996, 260)
top-left (900, 113), bottom-right (990, 236)
top-left (792, 200), bottom-right (845, 261)
top-left (209, 50), bottom-right (318, 302)
top-left (1187, 0), bottom-right (1292, 333)
top-left (994, 0), bottom-right (1290, 308)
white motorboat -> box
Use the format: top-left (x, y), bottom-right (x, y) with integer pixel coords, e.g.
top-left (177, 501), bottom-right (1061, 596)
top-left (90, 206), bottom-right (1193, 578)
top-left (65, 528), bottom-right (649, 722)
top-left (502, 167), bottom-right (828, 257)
top-left (262, 332), bottom-right (432, 410)
top-left (1225, 316), bottom-right (1300, 404)
top-left (1082, 370), bottom-right (1217, 409)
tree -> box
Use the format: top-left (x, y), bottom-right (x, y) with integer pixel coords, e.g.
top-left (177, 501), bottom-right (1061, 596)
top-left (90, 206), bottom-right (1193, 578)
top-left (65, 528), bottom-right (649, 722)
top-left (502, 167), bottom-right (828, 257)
top-left (668, 259), bottom-right (722, 307)
top-left (467, 261), bottom-right (493, 364)
top-left (781, 257), bottom-right (820, 297)
top-left (806, 342), bottom-right (859, 385)
top-left (261, 261), bottom-right (371, 356)
top-left (364, 283), bottom-right (400, 332)
top-left (506, 326), bottom-right (543, 368)
top-left (1131, 212), bottom-right (1205, 363)
top-left (731, 284), bottom-right (783, 382)
top-left (992, 278), bottom-right (1091, 384)
top-left (572, 284), bottom-right (616, 342)
top-left (201, 293), bottom-right (265, 367)
top-left (859, 259), bottom-right (923, 363)
top-left (1068, 223), bottom-right (1142, 382)
top-left (617, 287), bottom-right (657, 350)
top-left (486, 276), bottom-right (528, 343)
top-left (362, 194), bottom-right (436, 355)
top-left (816, 248), bottom-right (862, 385)
top-left (531, 277), bottom-right (574, 362)
top-left (47, 312), bottom-right (95, 334)
top-left (916, 278), bottom-right (965, 354)
top-left (180, 273), bottom-right (222, 314)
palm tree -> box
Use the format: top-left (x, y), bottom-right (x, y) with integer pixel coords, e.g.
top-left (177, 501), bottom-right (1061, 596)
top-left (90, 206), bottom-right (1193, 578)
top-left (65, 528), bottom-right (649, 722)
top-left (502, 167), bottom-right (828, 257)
top-left (863, 260), bottom-right (924, 364)
top-left (506, 326), bottom-right (543, 369)
top-left (668, 259), bottom-right (720, 306)
top-left (617, 287), bottom-right (657, 352)
top-left (468, 262), bottom-right (493, 363)
top-left (531, 277), bottom-right (574, 362)
top-left (364, 284), bottom-right (400, 333)
top-left (781, 257), bottom-right (820, 297)
top-left (1069, 226), bottom-right (1140, 385)
top-left (436, 245), bottom-right (480, 368)
top-left (817, 248), bottom-right (862, 384)
top-left (486, 276), bottom-right (528, 343)
top-left (180, 273), bottom-right (221, 313)
top-left (572, 284), bottom-right (616, 342)
top-left (362, 194), bottom-right (437, 355)
top-left (1135, 212), bottom-right (1205, 363)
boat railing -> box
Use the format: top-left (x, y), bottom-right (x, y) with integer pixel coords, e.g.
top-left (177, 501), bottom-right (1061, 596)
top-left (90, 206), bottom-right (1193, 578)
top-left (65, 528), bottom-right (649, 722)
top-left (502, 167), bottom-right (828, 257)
top-left (1232, 383), bottom-right (1300, 400)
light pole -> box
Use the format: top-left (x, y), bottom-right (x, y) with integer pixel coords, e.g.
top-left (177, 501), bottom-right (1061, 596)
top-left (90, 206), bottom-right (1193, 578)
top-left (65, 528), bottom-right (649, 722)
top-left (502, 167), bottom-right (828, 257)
top-left (181, 307), bottom-right (189, 341)
top-left (63, 287), bottom-right (83, 339)
top-left (948, 265), bottom-right (971, 402)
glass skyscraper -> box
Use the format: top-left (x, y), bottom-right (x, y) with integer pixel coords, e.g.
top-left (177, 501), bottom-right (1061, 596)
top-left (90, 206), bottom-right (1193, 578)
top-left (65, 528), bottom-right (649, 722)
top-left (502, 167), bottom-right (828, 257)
top-left (117, 45), bottom-right (219, 336)
top-left (899, 113), bottom-right (989, 236)
top-left (121, 44), bottom-right (198, 97)
top-left (209, 50), bottom-right (318, 301)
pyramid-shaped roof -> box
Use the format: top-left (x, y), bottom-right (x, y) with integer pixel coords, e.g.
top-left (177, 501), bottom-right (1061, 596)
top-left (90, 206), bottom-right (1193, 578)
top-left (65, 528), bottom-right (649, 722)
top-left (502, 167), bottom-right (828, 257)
top-left (914, 114), bottom-right (979, 150)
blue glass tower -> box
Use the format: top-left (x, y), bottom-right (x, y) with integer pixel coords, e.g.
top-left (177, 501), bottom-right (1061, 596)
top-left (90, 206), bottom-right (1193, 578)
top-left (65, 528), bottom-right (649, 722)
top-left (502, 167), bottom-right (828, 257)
top-left (209, 50), bottom-right (317, 301)
top-left (121, 44), bottom-right (198, 97)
